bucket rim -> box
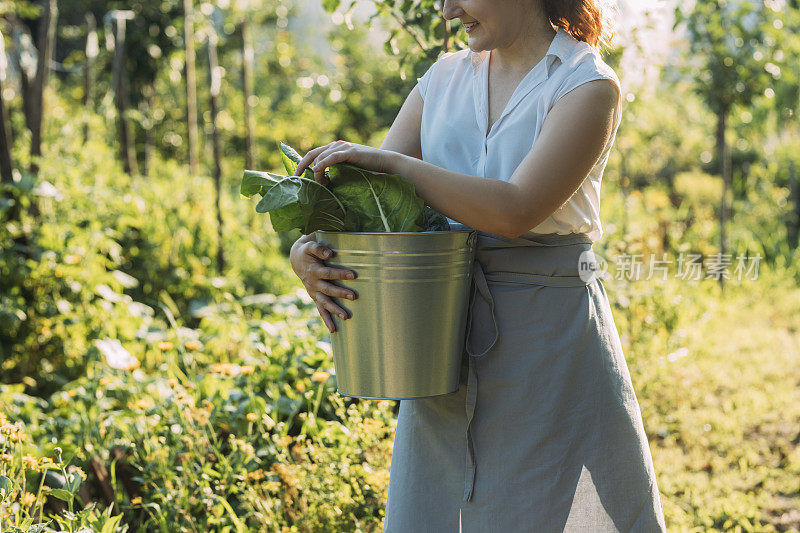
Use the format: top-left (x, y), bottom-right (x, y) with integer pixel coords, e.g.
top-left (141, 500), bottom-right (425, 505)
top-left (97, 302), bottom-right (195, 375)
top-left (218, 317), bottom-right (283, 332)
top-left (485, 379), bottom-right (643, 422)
top-left (316, 229), bottom-right (476, 236)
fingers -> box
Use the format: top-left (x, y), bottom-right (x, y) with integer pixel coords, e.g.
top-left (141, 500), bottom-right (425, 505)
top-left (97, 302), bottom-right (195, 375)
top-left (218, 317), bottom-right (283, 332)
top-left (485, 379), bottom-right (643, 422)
top-left (315, 301), bottom-right (336, 333)
top-left (313, 279), bottom-right (357, 301)
top-left (309, 262), bottom-right (356, 281)
top-left (305, 241), bottom-right (333, 261)
top-left (294, 141), bottom-right (351, 183)
top-left (315, 292), bottom-right (351, 320)
top-left (294, 143), bottom-right (333, 177)
top-left (311, 150), bottom-right (347, 184)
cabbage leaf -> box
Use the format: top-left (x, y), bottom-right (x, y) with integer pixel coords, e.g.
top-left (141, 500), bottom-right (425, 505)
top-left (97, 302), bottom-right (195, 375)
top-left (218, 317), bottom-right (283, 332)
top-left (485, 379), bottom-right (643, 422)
top-left (241, 142), bottom-right (449, 234)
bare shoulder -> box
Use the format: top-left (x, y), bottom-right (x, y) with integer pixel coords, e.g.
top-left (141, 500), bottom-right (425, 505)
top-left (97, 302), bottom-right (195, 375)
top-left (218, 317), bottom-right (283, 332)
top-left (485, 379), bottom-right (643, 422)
top-left (551, 45), bottom-right (621, 114)
top-left (547, 77), bottom-right (620, 132)
top-left (553, 77), bottom-right (619, 111)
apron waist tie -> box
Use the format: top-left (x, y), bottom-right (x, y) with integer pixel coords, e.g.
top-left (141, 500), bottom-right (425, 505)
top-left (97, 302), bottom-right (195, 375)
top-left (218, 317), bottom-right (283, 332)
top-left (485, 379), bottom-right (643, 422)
top-left (461, 256), bottom-right (592, 502)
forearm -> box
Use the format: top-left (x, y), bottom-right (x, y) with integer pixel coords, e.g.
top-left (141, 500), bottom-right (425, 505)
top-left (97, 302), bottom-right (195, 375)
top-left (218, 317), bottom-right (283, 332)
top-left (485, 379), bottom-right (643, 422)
top-left (387, 152), bottom-right (526, 238)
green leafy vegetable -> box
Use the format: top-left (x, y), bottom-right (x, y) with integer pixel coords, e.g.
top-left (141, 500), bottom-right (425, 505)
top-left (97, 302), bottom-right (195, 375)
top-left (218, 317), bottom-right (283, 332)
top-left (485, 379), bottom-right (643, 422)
top-left (278, 141), bottom-right (302, 175)
top-left (241, 142), bottom-right (450, 234)
top-left (326, 163), bottom-right (424, 232)
top-left (279, 141), bottom-right (330, 182)
top-left (296, 177), bottom-right (348, 232)
top-left (241, 171), bottom-right (304, 232)
top-left (242, 170), bottom-right (345, 233)
top-left (420, 205), bottom-right (451, 231)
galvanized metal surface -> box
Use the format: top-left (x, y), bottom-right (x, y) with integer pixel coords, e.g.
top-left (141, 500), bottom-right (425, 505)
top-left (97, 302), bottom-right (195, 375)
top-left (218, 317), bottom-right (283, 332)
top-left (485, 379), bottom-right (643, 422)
top-left (316, 230), bottom-right (477, 399)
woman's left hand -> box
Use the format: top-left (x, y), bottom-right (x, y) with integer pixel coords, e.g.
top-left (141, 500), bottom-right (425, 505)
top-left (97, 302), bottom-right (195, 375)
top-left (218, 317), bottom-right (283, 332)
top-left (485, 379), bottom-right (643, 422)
top-left (293, 140), bottom-right (394, 185)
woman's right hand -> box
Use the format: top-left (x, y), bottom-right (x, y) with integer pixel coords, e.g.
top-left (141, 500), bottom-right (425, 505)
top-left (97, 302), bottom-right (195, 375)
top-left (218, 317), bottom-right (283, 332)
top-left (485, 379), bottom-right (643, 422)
top-left (290, 234), bottom-right (357, 333)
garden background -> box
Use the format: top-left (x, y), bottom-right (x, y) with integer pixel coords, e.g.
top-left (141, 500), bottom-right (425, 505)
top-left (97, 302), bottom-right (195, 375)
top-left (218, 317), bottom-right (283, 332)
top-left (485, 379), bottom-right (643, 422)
top-left (1, 0), bottom-right (799, 531)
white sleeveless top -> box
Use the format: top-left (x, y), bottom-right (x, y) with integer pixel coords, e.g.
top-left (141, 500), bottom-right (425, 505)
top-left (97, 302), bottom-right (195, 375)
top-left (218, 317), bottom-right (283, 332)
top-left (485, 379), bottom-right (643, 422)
top-left (416, 27), bottom-right (622, 242)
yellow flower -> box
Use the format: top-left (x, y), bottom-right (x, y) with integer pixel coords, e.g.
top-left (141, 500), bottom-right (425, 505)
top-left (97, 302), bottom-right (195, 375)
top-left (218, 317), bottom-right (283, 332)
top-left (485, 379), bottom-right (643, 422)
top-left (289, 443), bottom-right (306, 462)
top-left (296, 382), bottom-right (306, 392)
top-left (175, 390), bottom-right (195, 407)
top-left (131, 496), bottom-right (142, 505)
top-left (128, 398), bottom-right (153, 411)
top-left (184, 340), bottom-right (202, 351)
top-left (99, 377), bottom-right (112, 387)
top-left (158, 341), bottom-right (174, 352)
top-left (275, 435), bottom-right (292, 447)
top-left (312, 371), bottom-right (330, 383)
top-left (67, 465), bottom-right (87, 481)
top-left (246, 412), bottom-right (258, 422)
top-left (272, 462), bottom-right (300, 488)
top-left (0, 453), bottom-right (13, 464)
top-left (366, 470), bottom-right (390, 489)
top-left (211, 363), bottom-right (240, 376)
top-left (191, 408), bottom-right (210, 425)
top-left (168, 378), bottom-right (179, 388)
top-left (245, 469), bottom-right (266, 482)
top-left (0, 418), bottom-right (27, 443)
top-left (22, 491), bottom-right (37, 507)
top-left (240, 365), bottom-right (255, 375)
top-left (66, 389), bottom-right (78, 398)
top-left (22, 454), bottom-right (39, 470)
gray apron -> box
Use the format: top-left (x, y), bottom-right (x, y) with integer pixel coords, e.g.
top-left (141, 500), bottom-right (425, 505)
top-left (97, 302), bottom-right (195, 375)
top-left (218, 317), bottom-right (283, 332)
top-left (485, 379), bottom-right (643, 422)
top-left (384, 227), bottom-right (667, 532)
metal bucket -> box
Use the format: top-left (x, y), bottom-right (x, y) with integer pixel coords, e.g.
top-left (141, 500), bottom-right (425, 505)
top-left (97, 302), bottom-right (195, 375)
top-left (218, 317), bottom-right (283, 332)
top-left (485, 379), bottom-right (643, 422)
top-left (316, 229), bottom-right (477, 399)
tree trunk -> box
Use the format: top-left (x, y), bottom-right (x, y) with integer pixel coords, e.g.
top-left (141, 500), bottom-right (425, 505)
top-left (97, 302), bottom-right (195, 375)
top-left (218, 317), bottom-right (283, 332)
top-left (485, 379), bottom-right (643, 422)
top-left (111, 13), bottom-right (138, 176)
top-left (10, 25), bottom-right (35, 135)
top-left (789, 160), bottom-right (799, 250)
top-left (184, 0), bottom-right (199, 175)
top-left (715, 108), bottom-right (730, 293)
top-left (442, 14), bottom-right (449, 53)
top-left (83, 13), bottom-right (97, 144)
top-left (29, 0), bottom-right (58, 175)
top-left (0, 29), bottom-right (15, 183)
top-left (207, 31), bottom-right (225, 273)
top-left (142, 89), bottom-right (154, 177)
top-left (241, 20), bottom-right (255, 169)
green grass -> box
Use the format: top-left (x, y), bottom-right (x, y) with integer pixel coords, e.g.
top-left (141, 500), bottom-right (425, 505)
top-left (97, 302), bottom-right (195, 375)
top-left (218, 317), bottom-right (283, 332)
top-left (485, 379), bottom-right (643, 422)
top-left (623, 270), bottom-right (800, 531)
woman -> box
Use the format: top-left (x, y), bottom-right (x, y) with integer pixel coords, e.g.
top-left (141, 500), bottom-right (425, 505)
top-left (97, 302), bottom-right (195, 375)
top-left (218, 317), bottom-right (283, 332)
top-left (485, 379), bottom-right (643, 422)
top-left (289, 0), bottom-right (667, 530)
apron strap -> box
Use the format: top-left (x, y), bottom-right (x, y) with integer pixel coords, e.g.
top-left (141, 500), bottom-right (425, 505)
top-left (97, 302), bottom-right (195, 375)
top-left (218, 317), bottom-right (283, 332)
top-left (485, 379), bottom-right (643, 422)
top-left (464, 354), bottom-right (478, 501)
top-left (463, 256), bottom-right (495, 502)
top-left (465, 257), bottom-right (499, 358)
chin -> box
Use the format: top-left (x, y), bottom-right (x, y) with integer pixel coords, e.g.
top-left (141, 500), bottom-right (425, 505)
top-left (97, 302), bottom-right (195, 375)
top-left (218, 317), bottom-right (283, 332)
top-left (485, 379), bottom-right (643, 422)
top-left (467, 40), bottom-right (489, 53)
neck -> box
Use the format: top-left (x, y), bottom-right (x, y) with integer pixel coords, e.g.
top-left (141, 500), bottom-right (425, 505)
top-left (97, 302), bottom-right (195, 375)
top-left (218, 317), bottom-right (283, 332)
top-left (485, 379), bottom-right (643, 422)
top-left (491, 19), bottom-right (557, 76)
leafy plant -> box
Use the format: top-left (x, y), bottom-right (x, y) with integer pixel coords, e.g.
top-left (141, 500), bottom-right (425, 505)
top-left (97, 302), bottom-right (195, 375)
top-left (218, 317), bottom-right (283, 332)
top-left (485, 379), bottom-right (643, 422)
top-left (241, 170), bottom-right (346, 233)
top-left (240, 142), bottom-right (450, 234)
